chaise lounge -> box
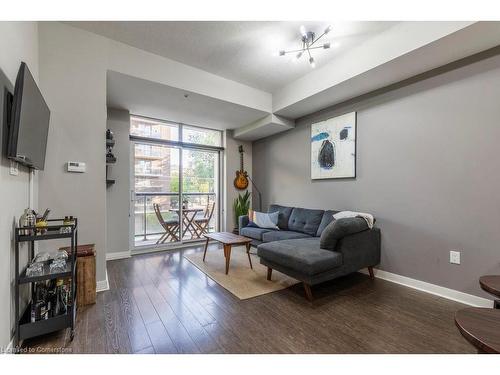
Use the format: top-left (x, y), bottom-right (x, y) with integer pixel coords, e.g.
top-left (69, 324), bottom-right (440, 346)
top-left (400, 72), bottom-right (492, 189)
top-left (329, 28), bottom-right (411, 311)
top-left (239, 204), bottom-right (381, 301)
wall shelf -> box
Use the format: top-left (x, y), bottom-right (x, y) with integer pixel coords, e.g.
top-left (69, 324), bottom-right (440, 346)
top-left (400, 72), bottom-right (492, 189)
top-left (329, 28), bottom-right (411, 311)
top-left (106, 130), bottom-right (117, 186)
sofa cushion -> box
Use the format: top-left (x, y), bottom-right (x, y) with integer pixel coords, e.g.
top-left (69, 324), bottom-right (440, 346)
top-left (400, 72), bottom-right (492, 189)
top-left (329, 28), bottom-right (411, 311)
top-left (320, 217), bottom-right (370, 250)
top-left (268, 204), bottom-right (293, 230)
top-left (248, 210), bottom-right (279, 230)
top-left (316, 210), bottom-right (339, 237)
top-left (287, 207), bottom-right (324, 236)
top-left (262, 230), bottom-right (311, 243)
top-left (257, 238), bottom-right (342, 275)
top-left (240, 226), bottom-right (273, 241)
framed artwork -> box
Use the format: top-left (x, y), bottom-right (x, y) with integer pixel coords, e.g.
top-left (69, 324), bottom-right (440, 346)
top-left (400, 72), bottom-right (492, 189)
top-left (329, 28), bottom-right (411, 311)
top-left (311, 111), bottom-right (356, 179)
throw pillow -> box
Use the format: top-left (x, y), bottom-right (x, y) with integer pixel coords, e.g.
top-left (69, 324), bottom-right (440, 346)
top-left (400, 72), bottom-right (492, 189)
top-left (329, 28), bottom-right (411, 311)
top-left (248, 209), bottom-right (280, 230)
top-left (320, 217), bottom-right (369, 250)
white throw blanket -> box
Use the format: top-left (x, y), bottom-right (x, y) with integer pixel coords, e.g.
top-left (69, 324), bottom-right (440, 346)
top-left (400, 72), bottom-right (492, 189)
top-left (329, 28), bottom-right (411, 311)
top-left (333, 211), bottom-right (375, 229)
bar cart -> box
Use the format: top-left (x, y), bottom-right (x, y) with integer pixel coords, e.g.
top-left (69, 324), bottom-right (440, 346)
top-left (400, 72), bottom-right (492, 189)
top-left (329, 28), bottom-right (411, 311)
top-left (14, 218), bottom-right (78, 347)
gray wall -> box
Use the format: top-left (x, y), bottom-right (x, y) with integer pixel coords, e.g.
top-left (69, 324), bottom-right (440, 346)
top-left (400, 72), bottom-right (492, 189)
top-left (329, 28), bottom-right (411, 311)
top-left (0, 22), bottom-right (39, 348)
top-left (224, 131), bottom-right (252, 232)
top-left (253, 53), bottom-right (500, 298)
top-left (106, 108), bottom-right (131, 255)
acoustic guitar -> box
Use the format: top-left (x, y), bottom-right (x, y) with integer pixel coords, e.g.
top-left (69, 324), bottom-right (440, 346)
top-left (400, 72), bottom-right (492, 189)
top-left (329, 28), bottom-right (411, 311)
top-left (234, 145), bottom-right (249, 190)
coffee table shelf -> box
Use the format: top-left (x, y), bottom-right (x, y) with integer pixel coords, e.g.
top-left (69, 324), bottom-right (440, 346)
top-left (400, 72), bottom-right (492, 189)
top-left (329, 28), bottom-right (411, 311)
top-left (479, 275), bottom-right (500, 309)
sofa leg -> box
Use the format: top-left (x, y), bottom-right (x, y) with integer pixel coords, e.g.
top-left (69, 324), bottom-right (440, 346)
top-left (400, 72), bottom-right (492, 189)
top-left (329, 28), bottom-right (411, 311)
top-left (368, 266), bottom-right (375, 280)
top-left (267, 267), bottom-right (272, 281)
top-left (303, 283), bottom-right (313, 302)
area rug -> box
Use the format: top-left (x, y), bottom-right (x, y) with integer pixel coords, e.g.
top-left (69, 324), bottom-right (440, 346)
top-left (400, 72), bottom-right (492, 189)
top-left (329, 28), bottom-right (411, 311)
top-left (184, 246), bottom-right (299, 300)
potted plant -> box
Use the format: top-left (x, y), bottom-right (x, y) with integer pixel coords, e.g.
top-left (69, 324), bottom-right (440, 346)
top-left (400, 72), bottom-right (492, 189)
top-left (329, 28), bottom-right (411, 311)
top-left (233, 191), bottom-right (251, 234)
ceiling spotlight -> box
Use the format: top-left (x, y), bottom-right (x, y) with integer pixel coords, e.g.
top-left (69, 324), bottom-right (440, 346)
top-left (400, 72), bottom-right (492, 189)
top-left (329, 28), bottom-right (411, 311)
top-left (300, 25), bottom-right (307, 37)
top-left (278, 25), bottom-right (332, 68)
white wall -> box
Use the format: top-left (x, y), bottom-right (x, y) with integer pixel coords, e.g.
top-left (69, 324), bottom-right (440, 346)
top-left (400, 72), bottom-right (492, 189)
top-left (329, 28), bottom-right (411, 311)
top-left (38, 23), bottom-right (108, 282)
top-left (0, 21), bottom-right (39, 349)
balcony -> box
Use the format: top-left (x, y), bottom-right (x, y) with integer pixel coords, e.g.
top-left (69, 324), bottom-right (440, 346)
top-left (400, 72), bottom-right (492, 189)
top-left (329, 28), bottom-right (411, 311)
top-left (134, 192), bottom-right (217, 247)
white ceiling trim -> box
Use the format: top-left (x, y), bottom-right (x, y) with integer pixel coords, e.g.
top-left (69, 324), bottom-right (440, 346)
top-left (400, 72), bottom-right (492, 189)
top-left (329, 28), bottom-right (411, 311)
top-left (272, 21), bottom-right (500, 120)
top-left (272, 21), bottom-right (475, 114)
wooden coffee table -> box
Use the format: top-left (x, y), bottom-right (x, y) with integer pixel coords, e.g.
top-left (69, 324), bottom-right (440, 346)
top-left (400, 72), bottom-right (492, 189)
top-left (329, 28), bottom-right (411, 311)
top-left (203, 232), bottom-right (253, 274)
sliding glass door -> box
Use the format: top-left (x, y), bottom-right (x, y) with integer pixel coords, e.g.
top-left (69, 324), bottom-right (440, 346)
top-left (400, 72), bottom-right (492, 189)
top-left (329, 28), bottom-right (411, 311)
top-left (131, 116), bottom-right (221, 248)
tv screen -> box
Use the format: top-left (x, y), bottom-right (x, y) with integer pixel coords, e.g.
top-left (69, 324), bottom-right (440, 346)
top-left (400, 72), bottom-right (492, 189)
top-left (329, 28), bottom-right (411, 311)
top-left (8, 62), bottom-right (50, 170)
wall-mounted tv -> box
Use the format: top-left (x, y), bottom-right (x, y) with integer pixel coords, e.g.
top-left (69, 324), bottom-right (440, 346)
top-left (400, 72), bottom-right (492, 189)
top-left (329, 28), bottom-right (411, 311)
top-left (7, 62), bottom-right (50, 170)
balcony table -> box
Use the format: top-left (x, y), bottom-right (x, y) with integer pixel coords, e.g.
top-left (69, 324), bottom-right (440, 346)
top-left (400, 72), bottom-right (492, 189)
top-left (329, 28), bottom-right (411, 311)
top-left (169, 207), bottom-right (204, 239)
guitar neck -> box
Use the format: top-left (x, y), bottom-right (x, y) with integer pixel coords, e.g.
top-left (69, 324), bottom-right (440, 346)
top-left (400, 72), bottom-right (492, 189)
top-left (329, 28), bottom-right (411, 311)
top-left (240, 152), bottom-right (244, 171)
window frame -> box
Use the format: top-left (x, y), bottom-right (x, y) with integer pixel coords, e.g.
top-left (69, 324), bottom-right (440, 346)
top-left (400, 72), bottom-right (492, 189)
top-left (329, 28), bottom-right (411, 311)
top-left (130, 114), bottom-right (223, 151)
top-left (130, 114), bottom-right (224, 248)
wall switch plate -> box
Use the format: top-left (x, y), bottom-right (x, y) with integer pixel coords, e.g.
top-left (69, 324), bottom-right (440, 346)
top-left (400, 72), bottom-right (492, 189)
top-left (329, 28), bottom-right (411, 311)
top-left (450, 250), bottom-right (461, 265)
top-left (9, 160), bottom-right (18, 176)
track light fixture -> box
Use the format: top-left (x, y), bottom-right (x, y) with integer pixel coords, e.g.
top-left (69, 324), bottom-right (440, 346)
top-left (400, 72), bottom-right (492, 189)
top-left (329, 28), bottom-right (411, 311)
top-left (278, 25), bottom-right (333, 68)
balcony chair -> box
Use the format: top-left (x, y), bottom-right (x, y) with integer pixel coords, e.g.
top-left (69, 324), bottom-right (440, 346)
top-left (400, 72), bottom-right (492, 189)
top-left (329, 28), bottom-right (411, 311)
top-left (153, 203), bottom-right (180, 243)
top-left (194, 201), bottom-right (216, 236)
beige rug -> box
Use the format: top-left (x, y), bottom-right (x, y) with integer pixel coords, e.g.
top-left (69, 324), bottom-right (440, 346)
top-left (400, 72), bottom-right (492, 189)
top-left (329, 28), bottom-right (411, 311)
top-left (184, 246), bottom-right (299, 300)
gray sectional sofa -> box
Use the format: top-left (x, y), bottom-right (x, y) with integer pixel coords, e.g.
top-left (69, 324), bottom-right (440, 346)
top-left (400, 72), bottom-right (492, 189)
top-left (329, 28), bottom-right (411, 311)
top-left (239, 204), bottom-right (381, 301)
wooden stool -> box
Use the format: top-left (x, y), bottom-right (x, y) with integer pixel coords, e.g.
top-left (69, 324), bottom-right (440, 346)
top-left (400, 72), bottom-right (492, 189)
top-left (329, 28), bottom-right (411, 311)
top-left (60, 243), bottom-right (96, 306)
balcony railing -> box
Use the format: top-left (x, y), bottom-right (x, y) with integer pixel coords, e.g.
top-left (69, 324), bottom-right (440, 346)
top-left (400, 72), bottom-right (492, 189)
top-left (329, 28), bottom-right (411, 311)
top-left (134, 191), bottom-right (217, 244)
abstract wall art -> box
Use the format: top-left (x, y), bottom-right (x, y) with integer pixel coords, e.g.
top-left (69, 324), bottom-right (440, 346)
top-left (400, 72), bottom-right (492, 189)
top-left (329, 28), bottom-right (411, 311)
top-left (311, 112), bottom-right (356, 179)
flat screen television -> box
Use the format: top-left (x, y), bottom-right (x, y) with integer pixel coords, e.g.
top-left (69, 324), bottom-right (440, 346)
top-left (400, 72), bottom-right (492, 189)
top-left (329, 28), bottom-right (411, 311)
top-left (7, 62), bottom-right (50, 170)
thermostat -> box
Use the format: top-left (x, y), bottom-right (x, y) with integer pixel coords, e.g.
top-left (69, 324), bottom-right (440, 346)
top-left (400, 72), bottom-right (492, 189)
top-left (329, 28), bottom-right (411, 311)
top-left (67, 161), bottom-right (86, 173)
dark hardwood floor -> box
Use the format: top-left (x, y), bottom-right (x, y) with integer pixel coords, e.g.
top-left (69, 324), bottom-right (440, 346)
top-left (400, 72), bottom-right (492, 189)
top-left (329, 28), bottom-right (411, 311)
top-left (23, 244), bottom-right (475, 353)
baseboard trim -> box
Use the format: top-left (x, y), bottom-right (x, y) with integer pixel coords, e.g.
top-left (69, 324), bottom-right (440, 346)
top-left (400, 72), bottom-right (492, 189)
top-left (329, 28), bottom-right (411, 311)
top-left (96, 268), bottom-right (109, 292)
top-left (360, 268), bottom-right (493, 308)
top-left (106, 251), bottom-right (131, 261)
top-left (132, 239), bottom-right (211, 256)
top-left (2, 338), bottom-right (14, 354)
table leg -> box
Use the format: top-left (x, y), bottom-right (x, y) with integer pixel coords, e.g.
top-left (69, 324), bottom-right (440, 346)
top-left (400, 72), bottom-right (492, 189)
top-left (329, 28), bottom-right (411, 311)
top-left (184, 211), bottom-right (200, 239)
top-left (202, 237), bottom-right (209, 262)
top-left (224, 244), bottom-right (232, 275)
top-left (246, 242), bottom-right (253, 269)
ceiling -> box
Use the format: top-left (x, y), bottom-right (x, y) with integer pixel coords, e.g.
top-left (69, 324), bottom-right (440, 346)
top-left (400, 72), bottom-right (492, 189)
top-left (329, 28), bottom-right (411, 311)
top-left (107, 71), bottom-right (268, 130)
top-left (68, 21), bottom-right (397, 93)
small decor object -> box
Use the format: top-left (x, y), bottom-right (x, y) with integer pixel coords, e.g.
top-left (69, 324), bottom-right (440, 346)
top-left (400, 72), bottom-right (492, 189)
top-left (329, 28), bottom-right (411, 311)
top-left (311, 112), bottom-right (356, 179)
top-left (35, 219), bottom-right (48, 234)
top-left (248, 209), bottom-right (279, 230)
top-left (233, 191), bottom-right (251, 233)
top-left (106, 129), bottom-right (114, 140)
top-left (19, 208), bottom-right (36, 235)
top-left (233, 145), bottom-right (249, 190)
